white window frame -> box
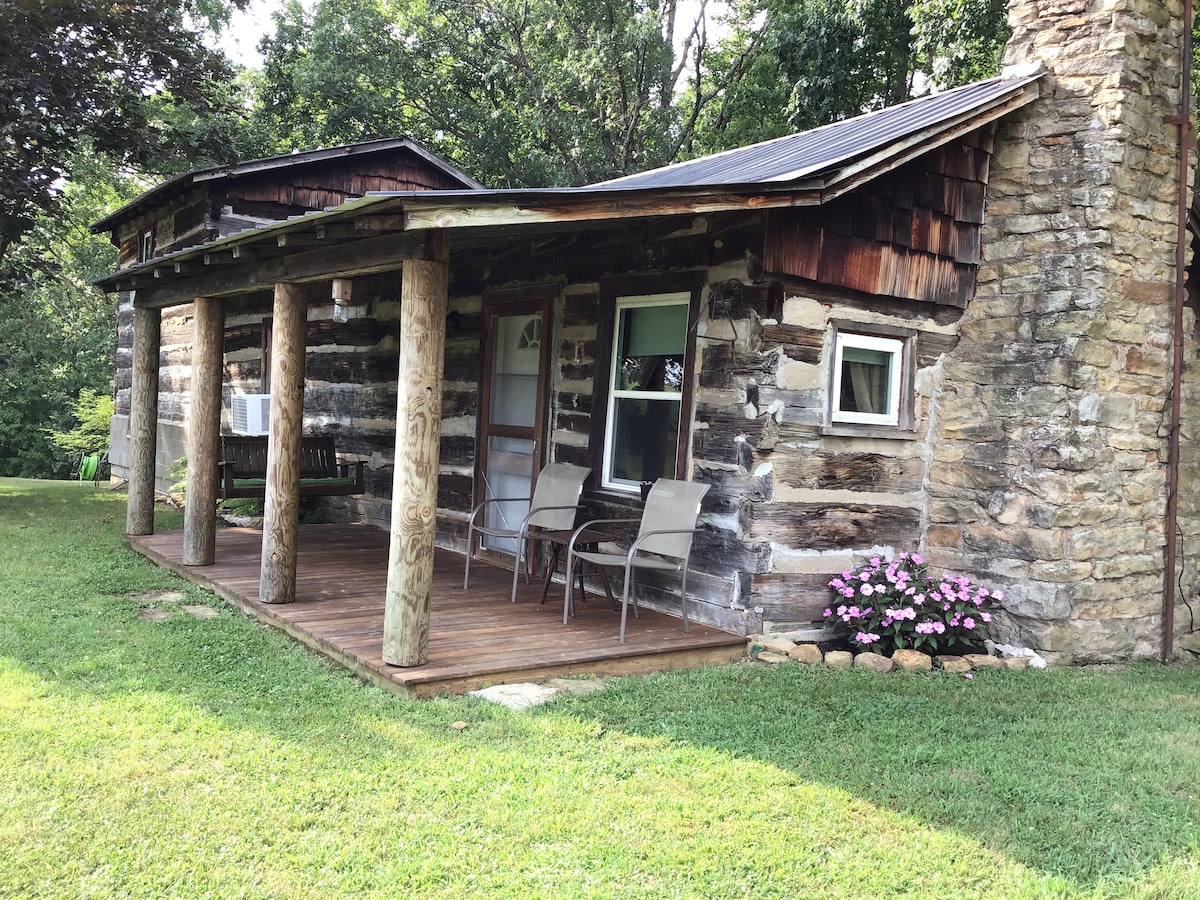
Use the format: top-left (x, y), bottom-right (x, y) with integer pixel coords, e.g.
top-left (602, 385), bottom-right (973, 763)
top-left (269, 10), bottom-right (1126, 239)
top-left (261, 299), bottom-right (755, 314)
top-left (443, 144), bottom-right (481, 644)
top-left (602, 292), bottom-right (691, 492)
top-left (831, 331), bottom-right (905, 427)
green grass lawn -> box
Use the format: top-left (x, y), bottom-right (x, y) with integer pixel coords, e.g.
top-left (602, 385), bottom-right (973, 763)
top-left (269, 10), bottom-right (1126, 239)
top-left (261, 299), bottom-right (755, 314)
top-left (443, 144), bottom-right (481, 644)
top-left (2, 478), bottom-right (1199, 898)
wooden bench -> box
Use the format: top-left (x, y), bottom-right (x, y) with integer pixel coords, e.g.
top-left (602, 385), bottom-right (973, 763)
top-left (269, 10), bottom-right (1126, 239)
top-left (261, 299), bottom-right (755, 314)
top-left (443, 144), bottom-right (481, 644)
top-left (219, 435), bottom-right (365, 499)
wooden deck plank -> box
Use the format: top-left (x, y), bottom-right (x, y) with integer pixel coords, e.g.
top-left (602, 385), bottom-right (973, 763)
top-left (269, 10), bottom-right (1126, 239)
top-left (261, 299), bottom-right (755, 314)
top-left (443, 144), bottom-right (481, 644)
top-left (128, 524), bottom-right (744, 696)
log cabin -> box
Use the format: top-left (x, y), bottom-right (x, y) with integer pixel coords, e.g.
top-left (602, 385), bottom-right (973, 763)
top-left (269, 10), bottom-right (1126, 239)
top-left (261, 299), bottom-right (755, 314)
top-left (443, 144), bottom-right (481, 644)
top-left (95, 0), bottom-right (1200, 666)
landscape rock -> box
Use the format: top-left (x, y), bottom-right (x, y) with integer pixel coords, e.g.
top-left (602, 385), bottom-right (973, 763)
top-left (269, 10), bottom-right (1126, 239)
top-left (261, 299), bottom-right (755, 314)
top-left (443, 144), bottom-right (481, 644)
top-left (1003, 657), bottom-right (1030, 670)
top-left (964, 653), bottom-right (1005, 670)
top-left (755, 651), bottom-right (790, 665)
top-left (786, 643), bottom-right (824, 664)
top-left (937, 655), bottom-right (972, 673)
top-left (825, 650), bottom-right (854, 669)
top-left (892, 649), bottom-right (933, 672)
top-left (760, 636), bottom-right (799, 655)
top-left (854, 653), bottom-right (895, 673)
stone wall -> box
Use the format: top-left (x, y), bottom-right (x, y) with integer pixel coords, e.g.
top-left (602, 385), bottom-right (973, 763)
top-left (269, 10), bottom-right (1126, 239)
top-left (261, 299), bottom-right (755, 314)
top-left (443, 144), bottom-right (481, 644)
top-left (925, 0), bottom-right (1193, 661)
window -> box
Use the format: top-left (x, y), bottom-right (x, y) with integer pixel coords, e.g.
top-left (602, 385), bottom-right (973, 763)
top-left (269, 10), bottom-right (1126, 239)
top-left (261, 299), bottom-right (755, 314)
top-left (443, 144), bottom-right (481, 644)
top-left (831, 331), bottom-right (905, 427)
top-left (602, 293), bottom-right (691, 491)
top-left (139, 231), bottom-right (155, 263)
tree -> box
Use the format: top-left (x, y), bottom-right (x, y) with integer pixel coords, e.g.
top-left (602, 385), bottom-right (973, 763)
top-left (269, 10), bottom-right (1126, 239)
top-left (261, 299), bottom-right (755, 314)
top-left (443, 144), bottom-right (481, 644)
top-left (249, 0), bottom-right (720, 187)
top-left (0, 0), bottom-right (247, 261)
top-left (688, 0), bottom-right (1010, 157)
top-left (0, 151), bottom-right (130, 477)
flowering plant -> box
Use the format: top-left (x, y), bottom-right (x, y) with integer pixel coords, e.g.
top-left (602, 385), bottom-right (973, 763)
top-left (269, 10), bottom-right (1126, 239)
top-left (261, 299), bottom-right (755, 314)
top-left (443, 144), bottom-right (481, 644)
top-left (824, 553), bottom-right (1003, 656)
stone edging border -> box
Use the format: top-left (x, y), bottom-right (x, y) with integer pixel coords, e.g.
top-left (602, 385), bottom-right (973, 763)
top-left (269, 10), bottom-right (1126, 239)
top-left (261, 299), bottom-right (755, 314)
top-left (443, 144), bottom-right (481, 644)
top-left (749, 635), bottom-right (1045, 672)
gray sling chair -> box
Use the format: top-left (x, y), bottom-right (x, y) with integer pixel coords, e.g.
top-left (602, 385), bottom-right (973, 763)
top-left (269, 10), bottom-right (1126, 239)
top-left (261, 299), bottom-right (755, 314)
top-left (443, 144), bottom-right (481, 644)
top-left (463, 462), bottom-right (592, 603)
top-left (563, 478), bottom-right (710, 643)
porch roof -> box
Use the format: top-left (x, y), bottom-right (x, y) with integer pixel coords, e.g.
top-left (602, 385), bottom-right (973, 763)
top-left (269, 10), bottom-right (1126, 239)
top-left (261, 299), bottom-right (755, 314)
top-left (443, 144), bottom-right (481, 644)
top-left (95, 72), bottom-right (1040, 306)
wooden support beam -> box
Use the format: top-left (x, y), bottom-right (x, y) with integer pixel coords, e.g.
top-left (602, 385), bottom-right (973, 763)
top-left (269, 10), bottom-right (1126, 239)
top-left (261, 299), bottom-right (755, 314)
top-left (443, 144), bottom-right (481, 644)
top-left (259, 282), bottom-right (307, 604)
top-left (182, 296), bottom-right (224, 566)
top-left (132, 231), bottom-right (426, 308)
top-left (126, 306), bottom-right (161, 535)
top-left (383, 232), bottom-right (450, 667)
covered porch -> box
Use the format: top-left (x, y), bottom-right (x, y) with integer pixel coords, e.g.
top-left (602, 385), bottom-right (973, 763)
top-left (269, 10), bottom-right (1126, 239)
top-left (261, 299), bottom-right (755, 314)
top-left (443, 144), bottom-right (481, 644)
top-left (129, 524), bottom-right (746, 697)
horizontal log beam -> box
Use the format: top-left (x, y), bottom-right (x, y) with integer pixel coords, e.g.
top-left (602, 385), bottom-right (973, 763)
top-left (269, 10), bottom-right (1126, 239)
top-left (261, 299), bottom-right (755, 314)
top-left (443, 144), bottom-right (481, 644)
top-left (132, 231), bottom-right (428, 308)
top-left (401, 191), bottom-right (821, 231)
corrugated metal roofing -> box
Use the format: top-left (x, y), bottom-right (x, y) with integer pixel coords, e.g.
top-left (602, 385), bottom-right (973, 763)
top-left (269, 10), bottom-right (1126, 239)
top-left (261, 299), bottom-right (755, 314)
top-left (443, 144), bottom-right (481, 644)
top-left (597, 73), bottom-right (1041, 191)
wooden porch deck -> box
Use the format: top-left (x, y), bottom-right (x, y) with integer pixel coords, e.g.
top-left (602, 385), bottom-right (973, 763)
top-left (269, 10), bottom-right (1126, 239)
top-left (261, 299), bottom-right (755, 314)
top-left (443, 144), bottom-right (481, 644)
top-left (128, 524), bottom-right (745, 697)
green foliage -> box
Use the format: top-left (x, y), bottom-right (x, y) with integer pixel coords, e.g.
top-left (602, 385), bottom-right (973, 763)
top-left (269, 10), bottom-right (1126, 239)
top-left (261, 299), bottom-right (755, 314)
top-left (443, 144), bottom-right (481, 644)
top-left (46, 389), bottom-right (114, 456)
top-left (1, 480), bottom-right (1200, 896)
top-left (249, 0), bottom-right (721, 186)
top-left (0, 153), bottom-right (127, 478)
top-left (688, 0), bottom-right (1011, 157)
top-left (0, 0), bottom-right (249, 259)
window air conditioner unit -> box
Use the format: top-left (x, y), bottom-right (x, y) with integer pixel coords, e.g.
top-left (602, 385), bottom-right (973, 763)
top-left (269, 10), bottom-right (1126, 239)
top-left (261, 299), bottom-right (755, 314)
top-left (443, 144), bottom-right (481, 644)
top-left (230, 393), bottom-right (271, 436)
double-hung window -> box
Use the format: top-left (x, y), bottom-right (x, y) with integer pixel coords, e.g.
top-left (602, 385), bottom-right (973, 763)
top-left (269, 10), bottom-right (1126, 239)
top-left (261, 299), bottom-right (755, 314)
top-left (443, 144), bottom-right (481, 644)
top-left (831, 331), bottom-right (905, 427)
top-left (602, 292), bottom-right (691, 491)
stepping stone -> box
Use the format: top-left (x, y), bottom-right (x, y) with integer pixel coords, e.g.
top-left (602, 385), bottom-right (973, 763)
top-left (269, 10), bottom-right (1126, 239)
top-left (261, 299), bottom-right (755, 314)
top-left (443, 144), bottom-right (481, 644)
top-left (469, 683), bottom-right (560, 710)
top-left (182, 605), bottom-right (219, 620)
top-left (138, 607), bottom-right (174, 622)
top-left (129, 590), bottom-right (186, 604)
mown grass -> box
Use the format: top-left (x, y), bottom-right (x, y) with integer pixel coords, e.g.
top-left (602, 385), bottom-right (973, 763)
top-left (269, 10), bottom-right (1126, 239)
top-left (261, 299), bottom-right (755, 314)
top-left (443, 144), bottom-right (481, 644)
top-left (1, 477), bottom-right (1199, 898)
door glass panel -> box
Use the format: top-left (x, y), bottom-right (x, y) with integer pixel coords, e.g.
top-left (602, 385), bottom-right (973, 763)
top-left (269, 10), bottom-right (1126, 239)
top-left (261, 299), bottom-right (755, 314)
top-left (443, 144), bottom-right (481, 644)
top-left (489, 313), bottom-right (542, 427)
top-left (482, 436), bottom-right (536, 554)
top-left (479, 309), bottom-right (545, 557)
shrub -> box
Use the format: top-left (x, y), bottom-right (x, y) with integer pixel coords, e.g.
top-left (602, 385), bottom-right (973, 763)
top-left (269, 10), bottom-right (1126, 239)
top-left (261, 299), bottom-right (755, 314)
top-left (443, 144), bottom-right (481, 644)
top-left (824, 553), bottom-right (1003, 656)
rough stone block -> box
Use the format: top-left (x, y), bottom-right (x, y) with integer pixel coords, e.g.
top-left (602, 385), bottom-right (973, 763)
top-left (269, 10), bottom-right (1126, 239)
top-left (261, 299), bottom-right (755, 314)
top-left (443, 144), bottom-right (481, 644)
top-left (825, 650), bottom-right (853, 669)
top-left (1003, 581), bottom-right (1071, 620)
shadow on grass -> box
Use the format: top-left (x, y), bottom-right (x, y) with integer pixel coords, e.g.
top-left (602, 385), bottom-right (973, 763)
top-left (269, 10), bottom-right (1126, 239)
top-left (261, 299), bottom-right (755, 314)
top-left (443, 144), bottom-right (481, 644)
top-left (544, 659), bottom-right (1200, 887)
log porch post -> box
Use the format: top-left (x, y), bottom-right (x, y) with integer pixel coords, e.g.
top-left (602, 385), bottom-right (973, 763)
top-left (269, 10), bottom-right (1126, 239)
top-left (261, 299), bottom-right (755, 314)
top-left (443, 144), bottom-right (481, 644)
top-left (183, 296), bottom-right (224, 566)
top-left (259, 282), bottom-right (307, 604)
top-left (383, 233), bottom-right (449, 667)
top-left (126, 304), bottom-right (161, 535)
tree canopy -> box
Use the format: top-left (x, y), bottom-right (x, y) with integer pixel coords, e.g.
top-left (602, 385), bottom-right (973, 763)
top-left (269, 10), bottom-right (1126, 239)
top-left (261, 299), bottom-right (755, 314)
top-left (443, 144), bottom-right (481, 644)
top-left (0, 0), bottom-right (247, 260)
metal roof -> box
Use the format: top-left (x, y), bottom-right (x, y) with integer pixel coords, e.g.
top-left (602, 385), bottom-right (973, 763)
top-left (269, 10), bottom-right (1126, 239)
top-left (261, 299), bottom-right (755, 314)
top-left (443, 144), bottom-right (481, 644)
top-left (597, 73), bottom-right (1042, 191)
top-left (91, 137), bottom-right (485, 233)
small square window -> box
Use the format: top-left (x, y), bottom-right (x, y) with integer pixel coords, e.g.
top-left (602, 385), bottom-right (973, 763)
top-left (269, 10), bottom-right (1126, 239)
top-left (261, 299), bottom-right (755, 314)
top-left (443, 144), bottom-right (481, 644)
top-left (831, 331), bottom-right (905, 426)
top-left (140, 231), bottom-right (155, 263)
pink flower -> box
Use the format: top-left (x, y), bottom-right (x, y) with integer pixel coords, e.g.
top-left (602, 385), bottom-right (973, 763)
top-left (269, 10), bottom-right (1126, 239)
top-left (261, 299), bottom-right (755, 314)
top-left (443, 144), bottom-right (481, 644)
top-left (860, 583), bottom-right (875, 596)
top-left (911, 554), bottom-right (923, 565)
top-left (856, 631), bottom-right (880, 645)
top-left (980, 612), bottom-right (992, 623)
top-left (823, 608), bottom-right (833, 618)
top-left (993, 590), bottom-right (1004, 602)
top-left (964, 617), bottom-right (976, 630)
top-left (964, 672), bottom-right (974, 680)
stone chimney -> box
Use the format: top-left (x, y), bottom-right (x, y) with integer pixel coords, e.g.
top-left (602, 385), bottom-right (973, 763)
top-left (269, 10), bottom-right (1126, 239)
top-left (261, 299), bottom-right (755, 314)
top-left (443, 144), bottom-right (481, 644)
top-left (924, 0), bottom-right (1193, 661)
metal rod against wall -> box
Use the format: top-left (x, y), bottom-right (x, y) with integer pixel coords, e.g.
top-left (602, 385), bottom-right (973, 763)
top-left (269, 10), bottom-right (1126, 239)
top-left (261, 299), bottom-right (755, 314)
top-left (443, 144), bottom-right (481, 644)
top-left (1164, 0), bottom-right (1194, 661)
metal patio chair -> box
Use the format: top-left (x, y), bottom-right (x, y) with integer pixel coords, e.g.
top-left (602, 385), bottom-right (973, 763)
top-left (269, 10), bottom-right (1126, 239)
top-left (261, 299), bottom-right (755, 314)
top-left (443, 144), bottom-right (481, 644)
top-left (563, 478), bottom-right (710, 643)
top-left (463, 462), bottom-right (592, 603)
